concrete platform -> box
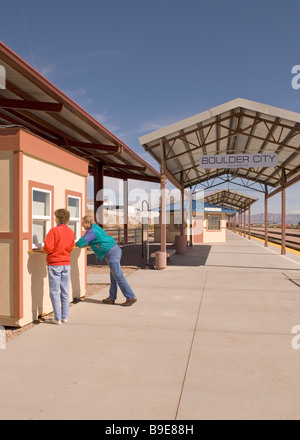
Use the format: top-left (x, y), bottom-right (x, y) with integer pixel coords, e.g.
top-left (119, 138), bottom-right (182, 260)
top-left (1, 231), bottom-right (300, 420)
top-left (87, 273), bottom-right (111, 284)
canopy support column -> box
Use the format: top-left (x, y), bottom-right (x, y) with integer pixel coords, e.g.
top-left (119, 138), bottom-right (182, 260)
top-left (241, 211), bottom-right (243, 235)
top-left (180, 185), bottom-right (185, 236)
top-left (156, 139), bottom-right (167, 269)
top-left (281, 171), bottom-right (287, 255)
top-left (123, 179), bottom-right (128, 245)
top-left (248, 205), bottom-right (251, 239)
top-left (264, 185), bottom-right (268, 247)
top-left (189, 187), bottom-right (193, 246)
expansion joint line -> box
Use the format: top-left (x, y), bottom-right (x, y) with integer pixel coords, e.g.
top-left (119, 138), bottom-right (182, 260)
top-left (175, 271), bottom-right (208, 420)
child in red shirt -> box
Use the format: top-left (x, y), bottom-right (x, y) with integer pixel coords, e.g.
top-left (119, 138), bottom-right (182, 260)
top-left (44, 209), bottom-right (75, 325)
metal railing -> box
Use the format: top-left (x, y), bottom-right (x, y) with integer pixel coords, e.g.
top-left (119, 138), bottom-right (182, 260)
top-left (104, 227), bottom-right (154, 245)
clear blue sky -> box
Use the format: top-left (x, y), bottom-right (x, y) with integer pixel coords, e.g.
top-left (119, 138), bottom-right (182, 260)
top-left (1, 0), bottom-right (300, 215)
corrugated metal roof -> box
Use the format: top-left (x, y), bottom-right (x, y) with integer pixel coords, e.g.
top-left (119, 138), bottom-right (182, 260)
top-left (139, 98), bottom-right (300, 189)
top-left (0, 42), bottom-right (160, 183)
top-left (204, 189), bottom-right (257, 212)
top-left (154, 200), bottom-right (236, 215)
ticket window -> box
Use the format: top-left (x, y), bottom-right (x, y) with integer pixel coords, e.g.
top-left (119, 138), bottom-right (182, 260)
top-left (207, 215), bottom-right (221, 231)
top-left (67, 195), bottom-right (81, 240)
top-left (32, 188), bottom-right (52, 249)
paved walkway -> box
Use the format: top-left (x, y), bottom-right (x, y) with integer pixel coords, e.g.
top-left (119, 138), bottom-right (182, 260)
top-left (1, 231), bottom-right (300, 420)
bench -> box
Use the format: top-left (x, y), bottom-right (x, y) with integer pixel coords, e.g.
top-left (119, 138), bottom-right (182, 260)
top-left (150, 249), bottom-right (176, 260)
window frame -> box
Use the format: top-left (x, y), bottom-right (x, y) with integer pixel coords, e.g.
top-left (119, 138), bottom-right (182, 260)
top-left (29, 181), bottom-right (54, 251)
top-left (66, 190), bottom-right (82, 241)
top-left (207, 214), bottom-right (222, 231)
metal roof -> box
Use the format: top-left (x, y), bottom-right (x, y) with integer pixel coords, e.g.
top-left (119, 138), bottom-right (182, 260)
top-left (204, 189), bottom-right (257, 213)
top-left (154, 200), bottom-right (236, 215)
top-left (139, 98), bottom-right (300, 189)
top-left (0, 42), bottom-right (160, 183)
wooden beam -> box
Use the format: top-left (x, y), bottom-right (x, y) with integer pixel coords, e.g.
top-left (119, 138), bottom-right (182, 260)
top-left (0, 98), bottom-right (63, 112)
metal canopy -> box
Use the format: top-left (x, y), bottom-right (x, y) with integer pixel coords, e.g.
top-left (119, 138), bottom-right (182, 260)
top-left (139, 98), bottom-right (300, 189)
top-left (204, 189), bottom-right (257, 213)
top-left (0, 42), bottom-right (160, 183)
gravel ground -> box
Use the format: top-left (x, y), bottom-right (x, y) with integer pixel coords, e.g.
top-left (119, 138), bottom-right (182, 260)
top-left (5, 263), bottom-right (138, 343)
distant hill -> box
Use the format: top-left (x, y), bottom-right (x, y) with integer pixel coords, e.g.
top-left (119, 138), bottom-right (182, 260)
top-left (251, 213), bottom-right (300, 225)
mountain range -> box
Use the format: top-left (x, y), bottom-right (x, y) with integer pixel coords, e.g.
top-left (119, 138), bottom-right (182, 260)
top-left (251, 213), bottom-right (300, 225)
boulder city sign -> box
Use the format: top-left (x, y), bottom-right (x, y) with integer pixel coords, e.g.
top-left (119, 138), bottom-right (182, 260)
top-left (200, 153), bottom-right (278, 169)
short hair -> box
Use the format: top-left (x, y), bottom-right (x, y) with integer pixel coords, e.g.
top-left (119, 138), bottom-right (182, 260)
top-left (55, 209), bottom-right (70, 224)
top-left (82, 215), bottom-right (95, 225)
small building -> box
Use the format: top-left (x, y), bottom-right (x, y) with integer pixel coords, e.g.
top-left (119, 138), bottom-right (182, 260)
top-left (154, 200), bottom-right (235, 244)
top-left (0, 41), bottom-right (160, 324)
top-left (0, 127), bottom-right (88, 327)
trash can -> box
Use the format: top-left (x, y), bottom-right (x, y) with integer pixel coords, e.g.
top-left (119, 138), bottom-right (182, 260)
top-left (155, 251), bottom-right (167, 270)
top-left (175, 235), bottom-right (187, 254)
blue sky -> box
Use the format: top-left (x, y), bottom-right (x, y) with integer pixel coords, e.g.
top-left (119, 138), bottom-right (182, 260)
top-left (1, 0), bottom-right (300, 216)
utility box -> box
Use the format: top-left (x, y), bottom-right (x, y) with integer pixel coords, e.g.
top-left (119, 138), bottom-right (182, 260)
top-left (0, 127), bottom-right (88, 327)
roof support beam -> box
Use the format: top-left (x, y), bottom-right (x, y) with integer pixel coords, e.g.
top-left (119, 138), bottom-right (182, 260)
top-left (57, 140), bottom-right (122, 153)
top-left (266, 170), bottom-right (300, 199)
top-left (102, 162), bottom-right (146, 171)
top-left (0, 98), bottom-right (63, 112)
top-left (102, 169), bottom-right (160, 183)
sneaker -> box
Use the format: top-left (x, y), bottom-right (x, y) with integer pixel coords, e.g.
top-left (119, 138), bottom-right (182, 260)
top-left (51, 319), bottom-right (61, 325)
top-left (62, 319), bottom-right (68, 323)
top-left (121, 298), bottom-right (137, 307)
top-left (102, 297), bottom-right (115, 305)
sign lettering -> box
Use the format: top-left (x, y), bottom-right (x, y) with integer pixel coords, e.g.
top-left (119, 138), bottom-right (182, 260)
top-left (200, 153), bottom-right (278, 169)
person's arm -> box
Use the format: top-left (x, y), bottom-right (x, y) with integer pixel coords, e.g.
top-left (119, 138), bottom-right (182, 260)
top-left (76, 227), bottom-right (96, 248)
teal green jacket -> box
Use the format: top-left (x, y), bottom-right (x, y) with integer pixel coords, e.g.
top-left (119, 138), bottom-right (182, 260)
top-left (76, 224), bottom-right (116, 261)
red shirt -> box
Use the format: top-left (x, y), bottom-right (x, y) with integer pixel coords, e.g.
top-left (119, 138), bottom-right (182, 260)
top-left (43, 224), bottom-right (75, 266)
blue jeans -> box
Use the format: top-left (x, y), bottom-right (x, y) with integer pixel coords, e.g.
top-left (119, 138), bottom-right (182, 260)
top-left (105, 245), bottom-right (136, 300)
top-left (48, 265), bottom-right (71, 321)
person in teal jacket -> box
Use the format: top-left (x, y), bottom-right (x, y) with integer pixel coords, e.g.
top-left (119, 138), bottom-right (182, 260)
top-left (76, 215), bottom-right (137, 306)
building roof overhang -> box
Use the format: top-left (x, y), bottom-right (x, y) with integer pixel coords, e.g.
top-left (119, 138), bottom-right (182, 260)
top-left (204, 189), bottom-right (257, 213)
top-left (139, 98), bottom-right (300, 190)
top-left (0, 42), bottom-right (160, 183)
